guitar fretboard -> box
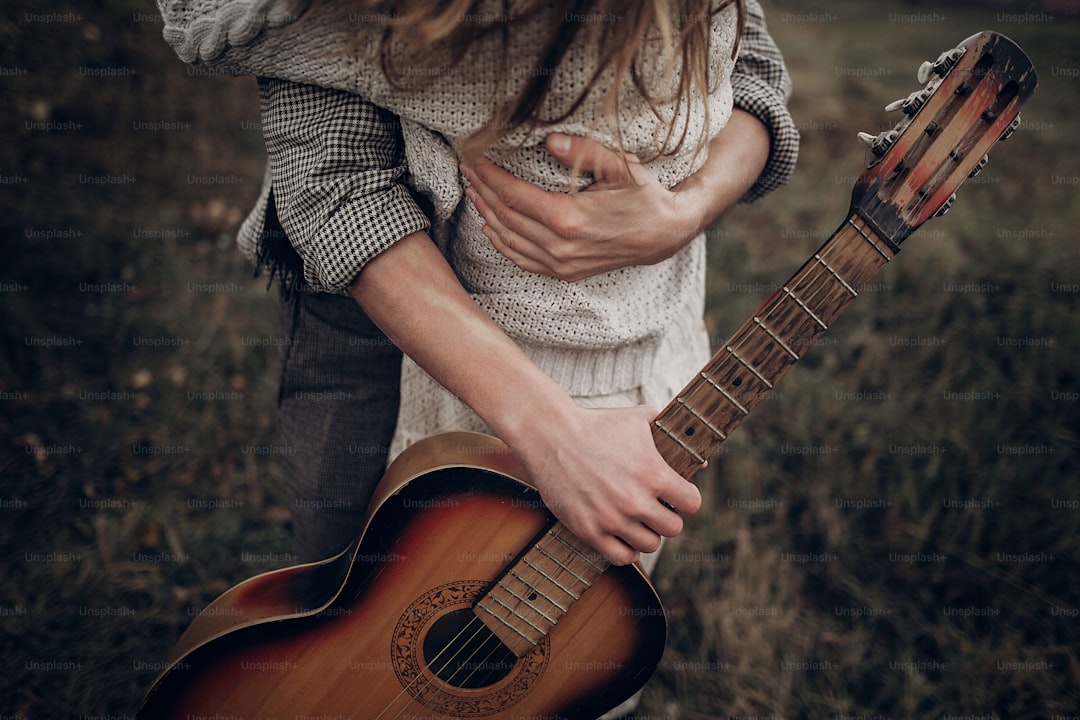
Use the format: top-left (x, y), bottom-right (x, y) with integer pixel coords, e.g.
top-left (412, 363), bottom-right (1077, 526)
top-left (474, 523), bottom-right (607, 657)
top-left (652, 212), bottom-right (896, 477)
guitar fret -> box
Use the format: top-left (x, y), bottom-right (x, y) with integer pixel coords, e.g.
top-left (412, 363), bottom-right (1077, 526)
top-left (653, 420), bottom-right (707, 464)
top-left (847, 217), bottom-right (893, 261)
top-left (548, 529), bottom-right (606, 572)
top-left (753, 316), bottom-right (800, 360)
top-left (474, 602), bottom-right (539, 644)
top-left (814, 253), bottom-right (858, 296)
top-left (534, 544), bottom-right (589, 585)
top-left (726, 345), bottom-right (775, 388)
top-left (496, 580), bottom-right (557, 623)
top-left (676, 397), bottom-right (728, 440)
top-left (508, 570), bottom-right (569, 612)
top-left (488, 592), bottom-right (548, 635)
top-left (521, 558), bottom-right (580, 600)
top-left (781, 287), bottom-right (828, 331)
top-left (473, 516), bottom-right (615, 657)
top-left (701, 372), bottom-right (750, 416)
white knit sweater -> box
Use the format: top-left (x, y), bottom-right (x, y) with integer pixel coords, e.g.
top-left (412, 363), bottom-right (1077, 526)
top-left (159, 0), bottom-right (738, 395)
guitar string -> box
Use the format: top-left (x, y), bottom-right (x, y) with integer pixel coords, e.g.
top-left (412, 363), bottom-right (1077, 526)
top-left (423, 620), bottom-right (515, 698)
top-left (389, 618), bottom-right (501, 720)
top-left (428, 532), bottom-right (589, 693)
top-left (375, 536), bottom-right (583, 718)
top-left (374, 612), bottom-right (494, 720)
top-left (364, 540), bottom-right (561, 718)
top-left (382, 587), bottom-right (553, 720)
top-left (359, 575), bottom-right (487, 718)
top-left (443, 531), bottom-right (598, 690)
top-left (422, 541), bottom-right (614, 710)
top-left (393, 533), bottom-right (599, 716)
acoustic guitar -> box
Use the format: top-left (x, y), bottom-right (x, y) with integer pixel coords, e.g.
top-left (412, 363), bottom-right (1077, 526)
top-left (139, 31), bottom-right (1036, 719)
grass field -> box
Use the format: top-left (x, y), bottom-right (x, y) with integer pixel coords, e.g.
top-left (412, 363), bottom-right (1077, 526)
top-left (1, 0), bottom-right (1078, 718)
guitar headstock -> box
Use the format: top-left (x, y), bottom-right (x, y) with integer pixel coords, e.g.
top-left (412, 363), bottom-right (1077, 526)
top-left (850, 31), bottom-right (1037, 248)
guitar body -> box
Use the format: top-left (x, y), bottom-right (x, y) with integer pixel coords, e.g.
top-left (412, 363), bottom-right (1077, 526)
top-left (139, 433), bottom-right (666, 719)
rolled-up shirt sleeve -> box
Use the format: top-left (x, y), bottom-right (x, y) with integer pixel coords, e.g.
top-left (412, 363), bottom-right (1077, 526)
top-left (258, 77), bottom-right (430, 294)
top-left (732, 0), bottom-right (800, 203)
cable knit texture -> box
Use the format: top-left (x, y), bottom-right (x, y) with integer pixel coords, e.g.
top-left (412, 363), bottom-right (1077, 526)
top-left (159, 0), bottom-right (739, 396)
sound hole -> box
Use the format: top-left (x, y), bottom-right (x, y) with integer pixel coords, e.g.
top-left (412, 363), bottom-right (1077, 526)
top-left (422, 608), bottom-right (517, 689)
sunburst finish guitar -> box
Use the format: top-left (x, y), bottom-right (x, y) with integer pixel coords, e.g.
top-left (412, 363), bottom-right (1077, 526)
top-left (139, 31), bottom-right (1036, 719)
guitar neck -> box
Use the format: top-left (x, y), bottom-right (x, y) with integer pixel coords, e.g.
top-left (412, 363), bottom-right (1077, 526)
top-left (478, 211), bottom-right (902, 655)
top-left (649, 28), bottom-right (1038, 478)
top-left (652, 211), bottom-right (898, 479)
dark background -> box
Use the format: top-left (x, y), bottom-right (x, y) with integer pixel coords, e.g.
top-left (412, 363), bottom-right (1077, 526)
top-left (2, 1), bottom-right (1078, 718)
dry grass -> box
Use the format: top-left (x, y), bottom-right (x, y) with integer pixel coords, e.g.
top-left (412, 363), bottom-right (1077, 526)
top-left (1, 0), bottom-right (1078, 718)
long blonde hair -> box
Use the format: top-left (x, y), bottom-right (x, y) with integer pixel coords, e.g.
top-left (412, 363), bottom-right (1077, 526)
top-left (321, 0), bottom-right (744, 162)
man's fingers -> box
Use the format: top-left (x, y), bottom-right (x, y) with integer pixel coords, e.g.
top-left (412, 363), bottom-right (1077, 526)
top-left (464, 160), bottom-right (541, 219)
top-left (467, 185), bottom-right (561, 272)
top-left (464, 163), bottom-right (562, 243)
top-left (545, 133), bottom-right (636, 184)
top-left (631, 485), bottom-right (688, 539)
top-left (602, 540), bottom-right (640, 567)
top-left (668, 477), bottom-right (703, 516)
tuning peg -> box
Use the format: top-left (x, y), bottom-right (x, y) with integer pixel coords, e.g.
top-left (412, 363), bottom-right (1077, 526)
top-left (968, 154), bottom-right (989, 179)
top-left (886, 86), bottom-right (934, 117)
top-left (1000, 114), bottom-right (1022, 141)
top-left (857, 130), bottom-right (896, 158)
top-left (917, 60), bottom-right (935, 85)
top-left (885, 92), bottom-right (919, 114)
top-left (917, 47), bottom-right (965, 84)
top-left (934, 193), bottom-right (957, 218)
top-left (874, 128), bottom-right (900, 157)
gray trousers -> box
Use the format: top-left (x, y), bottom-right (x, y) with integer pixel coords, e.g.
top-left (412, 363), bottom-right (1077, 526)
top-left (278, 291), bottom-right (402, 563)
